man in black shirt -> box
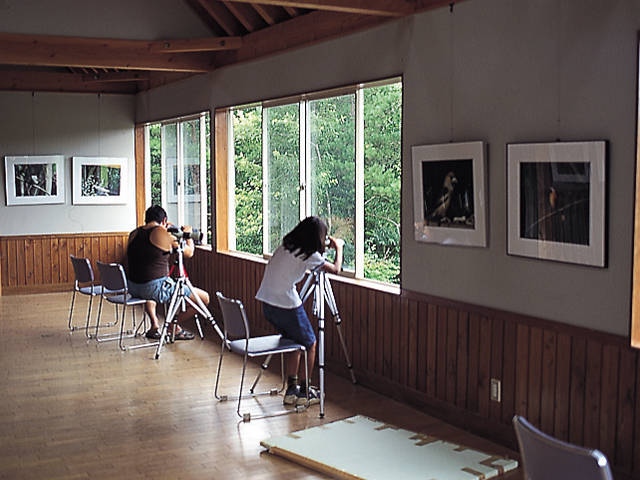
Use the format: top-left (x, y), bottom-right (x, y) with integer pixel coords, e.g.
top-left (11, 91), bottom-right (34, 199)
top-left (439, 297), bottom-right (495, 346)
top-left (126, 205), bottom-right (210, 340)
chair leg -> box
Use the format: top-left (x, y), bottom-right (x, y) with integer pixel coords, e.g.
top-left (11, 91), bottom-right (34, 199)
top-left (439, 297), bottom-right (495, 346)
top-left (237, 354), bottom-right (250, 422)
top-left (68, 290), bottom-right (77, 331)
top-left (83, 295), bottom-right (94, 338)
top-left (214, 343), bottom-right (227, 401)
top-left (118, 304), bottom-right (128, 351)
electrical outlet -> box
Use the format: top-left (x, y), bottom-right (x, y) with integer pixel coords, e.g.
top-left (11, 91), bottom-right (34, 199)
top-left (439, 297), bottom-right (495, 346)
top-left (490, 378), bottom-right (502, 402)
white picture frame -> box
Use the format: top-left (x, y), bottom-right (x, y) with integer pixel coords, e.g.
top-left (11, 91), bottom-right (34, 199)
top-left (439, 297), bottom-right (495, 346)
top-left (72, 156), bottom-right (128, 205)
top-left (4, 155), bottom-right (66, 205)
top-left (411, 141), bottom-right (488, 247)
top-left (507, 141), bottom-right (606, 267)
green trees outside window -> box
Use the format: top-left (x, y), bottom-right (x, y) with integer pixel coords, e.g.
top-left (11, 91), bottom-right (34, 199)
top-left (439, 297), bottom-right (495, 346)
top-left (229, 79), bottom-right (401, 285)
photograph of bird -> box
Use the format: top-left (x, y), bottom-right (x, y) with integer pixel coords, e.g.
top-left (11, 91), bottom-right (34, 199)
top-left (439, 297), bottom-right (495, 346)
top-left (429, 171), bottom-right (457, 223)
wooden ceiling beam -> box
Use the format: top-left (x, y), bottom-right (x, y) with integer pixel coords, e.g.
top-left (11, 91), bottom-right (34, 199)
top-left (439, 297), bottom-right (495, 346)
top-left (0, 33), bottom-right (233, 72)
top-left (0, 69), bottom-right (142, 94)
top-left (148, 36), bottom-right (242, 53)
top-left (222, 0), bottom-right (416, 17)
top-left (214, 10), bottom-right (387, 65)
top-left (189, 0), bottom-right (244, 36)
top-left (222, 1), bottom-right (264, 32)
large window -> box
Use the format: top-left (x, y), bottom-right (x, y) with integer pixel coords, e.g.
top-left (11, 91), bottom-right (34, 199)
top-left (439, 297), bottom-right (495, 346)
top-left (146, 112), bottom-right (211, 243)
top-left (217, 78), bottom-right (401, 285)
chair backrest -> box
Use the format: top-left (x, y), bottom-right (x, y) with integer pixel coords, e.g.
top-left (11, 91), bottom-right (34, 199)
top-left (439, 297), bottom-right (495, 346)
top-left (216, 292), bottom-right (250, 340)
top-left (512, 415), bottom-right (614, 480)
top-left (70, 255), bottom-right (95, 285)
top-left (96, 261), bottom-right (127, 294)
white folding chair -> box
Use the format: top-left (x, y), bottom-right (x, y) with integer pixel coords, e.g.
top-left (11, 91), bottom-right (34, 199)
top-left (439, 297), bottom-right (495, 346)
top-left (94, 261), bottom-right (159, 351)
top-left (68, 255), bottom-right (112, 337)
top-left (214, 291), bottom-right (309, 422)
top-left (513, 415), bottom-right (614, 480)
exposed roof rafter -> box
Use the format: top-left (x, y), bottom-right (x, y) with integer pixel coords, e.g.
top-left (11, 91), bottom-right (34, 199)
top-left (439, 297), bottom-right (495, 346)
top-left (0, 0), bottom-right (465, 94)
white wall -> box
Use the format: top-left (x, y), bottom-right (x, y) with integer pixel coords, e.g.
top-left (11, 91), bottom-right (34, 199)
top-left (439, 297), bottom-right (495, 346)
top-left (0, 92), bottom-right (137, 234)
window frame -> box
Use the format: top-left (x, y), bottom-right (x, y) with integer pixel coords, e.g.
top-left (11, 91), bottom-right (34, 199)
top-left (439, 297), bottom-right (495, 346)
top-left (215, 77), bottom-right (402, 285)
top-left (143, 111), bottom-right (211, 244)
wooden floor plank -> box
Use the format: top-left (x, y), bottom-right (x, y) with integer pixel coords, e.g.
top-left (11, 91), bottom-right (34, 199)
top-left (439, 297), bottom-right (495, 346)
top-left (0, 292), bottom-right (522, 479)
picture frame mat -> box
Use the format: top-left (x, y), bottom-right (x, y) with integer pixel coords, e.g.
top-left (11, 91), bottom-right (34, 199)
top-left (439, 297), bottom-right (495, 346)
top-left (411, 141), bottom-right (488, 247)
top-left (507, 141), bottom-right (606, 267)
top-left (72, 156), bottom-right (128, 205)
top-left (4, 155), bottom-right (66, 205)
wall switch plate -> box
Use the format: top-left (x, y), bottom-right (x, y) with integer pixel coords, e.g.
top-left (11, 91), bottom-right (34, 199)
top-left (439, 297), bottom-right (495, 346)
top-left (490, 378), bottom-right (502, 402)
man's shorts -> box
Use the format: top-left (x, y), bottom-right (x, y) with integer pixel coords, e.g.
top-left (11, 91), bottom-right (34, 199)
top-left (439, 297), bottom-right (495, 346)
top-left (128, 276), bottom-right (191, 304)
top-left (262, 303), bottom-right (316, 349)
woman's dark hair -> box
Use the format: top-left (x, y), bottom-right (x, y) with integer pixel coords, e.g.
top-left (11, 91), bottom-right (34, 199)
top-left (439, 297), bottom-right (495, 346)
top-left (282, 216), bottom-right (327, 260)
top-left (144, 205), bottom-right (167, 224)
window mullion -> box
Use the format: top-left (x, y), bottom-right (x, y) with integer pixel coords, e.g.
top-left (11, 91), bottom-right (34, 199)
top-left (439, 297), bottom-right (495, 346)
top-left (227, 112), bottom-right (237, 251)
top-left (176, 122), bottom-right (185, 226)
top-left (300, 100), bottom-right (310, 219)
top-left (160, 126), bottom-right (168, 212)
top-left (261, 108), bottom-right (269, 256)
top-left (355, 88), bottom-right (365, 278)
top-left (199, 113), bottom-right (208, 244)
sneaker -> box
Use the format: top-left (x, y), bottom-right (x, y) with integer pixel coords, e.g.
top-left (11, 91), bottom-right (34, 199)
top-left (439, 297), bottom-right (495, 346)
top-left (283, 384), bottom-right (299, 405)
top-left (296, 385), bottom-right (320, 406)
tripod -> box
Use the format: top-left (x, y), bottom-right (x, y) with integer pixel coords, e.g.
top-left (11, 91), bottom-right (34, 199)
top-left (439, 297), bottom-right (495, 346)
top-left (299, 265), bottom-right (356, 418)
top-left (154, 239), bottom-right (224, 359)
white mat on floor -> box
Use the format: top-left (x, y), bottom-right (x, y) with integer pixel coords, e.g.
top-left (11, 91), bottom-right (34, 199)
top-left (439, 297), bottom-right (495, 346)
top-left (261, 415), bottom-right (518, 480)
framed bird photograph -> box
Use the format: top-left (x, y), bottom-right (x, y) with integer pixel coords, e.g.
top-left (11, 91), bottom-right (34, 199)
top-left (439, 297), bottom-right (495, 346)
top-left (72, 156), bottom-right (128, 205)
top-left (507, 141), bottom-right (606, 267)
top-left (411, 141), bottom-right (488, 247)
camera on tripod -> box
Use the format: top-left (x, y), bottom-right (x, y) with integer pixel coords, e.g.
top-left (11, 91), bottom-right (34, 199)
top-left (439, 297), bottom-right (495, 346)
top-left (167, 225), bottom-right (203, 245)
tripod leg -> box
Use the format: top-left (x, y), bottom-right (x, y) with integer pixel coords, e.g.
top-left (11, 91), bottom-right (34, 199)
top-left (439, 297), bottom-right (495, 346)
top-left (249, 354), bottom-right (273, 394)
top-left (155, 284), bottom-right (181, 359)
top-left (299, 272), bottom-right (315, 304)
top-left (182, 277), bottom-right (224, 341)
top-left (323, 277), bottom-right (357, 384)
top-left (194, 314), bottom-right (204, 339)
top-left (316, 281), bottom-right (326, 418)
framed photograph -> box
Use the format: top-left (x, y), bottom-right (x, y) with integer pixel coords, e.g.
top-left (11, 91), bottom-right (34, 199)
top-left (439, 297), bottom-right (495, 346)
top-left (411, 141), bottom-right (488, 247)
top-left (72, 156), bottom-right (127, 205)
top-left (507, 141), bottom-right (606, 267)
top-left (4, 155), bottom-right (65, 205)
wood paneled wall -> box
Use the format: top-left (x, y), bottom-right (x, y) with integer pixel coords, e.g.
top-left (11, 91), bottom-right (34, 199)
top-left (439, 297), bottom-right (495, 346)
top-left (186, 249), bottom-right (639, 480)
top-left (0, 232), bottom-right (129, 295)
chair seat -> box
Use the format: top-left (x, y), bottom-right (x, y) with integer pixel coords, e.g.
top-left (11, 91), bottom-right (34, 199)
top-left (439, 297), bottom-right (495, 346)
top-left (104, 293), bottom-right (146, 306)
top-left (78, 285), bottom-right (105, 296)
top-left (228, 335), bottom-right (304, 357)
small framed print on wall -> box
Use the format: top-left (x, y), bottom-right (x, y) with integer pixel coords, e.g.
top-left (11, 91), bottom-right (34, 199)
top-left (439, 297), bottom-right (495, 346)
top-left (4, 155), bottom-right (66, 206)
top-left (411, 141), bottom-right (488, 247)
top-left (72, 156), bottom-right (128, 205)
top-left (507, 141), bottom-right (607, 267)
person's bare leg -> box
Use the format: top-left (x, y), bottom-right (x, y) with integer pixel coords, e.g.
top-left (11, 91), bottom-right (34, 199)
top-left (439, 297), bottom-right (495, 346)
top-left (145, 300), bottom-right (160, 331)
top-left (299, 342), bottom-right (316, 387)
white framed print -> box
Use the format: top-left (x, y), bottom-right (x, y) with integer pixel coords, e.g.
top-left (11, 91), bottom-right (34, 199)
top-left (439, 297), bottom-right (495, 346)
top-left (411, 141), bottom-right (488, 247)
top-left (4, 155), bottom-right (65, 205)
top-left (72, 156), bottom-right (128, 205)
top-left (507, 141), bottom-right (606, 267)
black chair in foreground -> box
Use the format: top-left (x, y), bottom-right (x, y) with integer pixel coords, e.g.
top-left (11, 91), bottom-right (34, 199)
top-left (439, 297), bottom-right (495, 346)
top-left (214, 291), bottom-right (309, 422)
top-left (513, 415), bottom-right (614, 480)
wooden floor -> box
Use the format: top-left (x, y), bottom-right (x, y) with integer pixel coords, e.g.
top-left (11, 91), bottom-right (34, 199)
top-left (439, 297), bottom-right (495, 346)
top-left (0, 292), bottom-right (523, 479)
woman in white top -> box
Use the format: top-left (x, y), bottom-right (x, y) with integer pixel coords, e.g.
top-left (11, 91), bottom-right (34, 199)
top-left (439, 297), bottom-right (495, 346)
top-left (256, 216), bottom-right (344, 406)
